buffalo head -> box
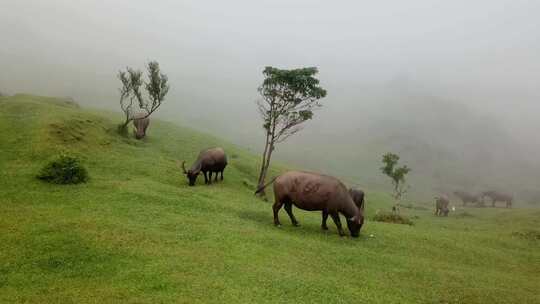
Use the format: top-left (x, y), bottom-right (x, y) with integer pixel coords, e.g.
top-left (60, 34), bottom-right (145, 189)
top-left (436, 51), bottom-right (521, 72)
top-left (134, 129), bottom-right (145, 139)
top-left (181, 161), bottom-right (199, 186)
top-left (346, 213), bottom-right (364, 238)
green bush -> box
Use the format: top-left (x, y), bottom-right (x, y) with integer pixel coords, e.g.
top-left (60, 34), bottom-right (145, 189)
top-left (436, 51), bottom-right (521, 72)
top-left (372, 211), bottom-right (414, 225)
top-left (37, 154), bottom-right (88, 184)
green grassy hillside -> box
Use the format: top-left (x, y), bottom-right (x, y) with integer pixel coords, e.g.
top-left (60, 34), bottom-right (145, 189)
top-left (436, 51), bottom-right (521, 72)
top-left (0, 95), bottom-right (539, 303)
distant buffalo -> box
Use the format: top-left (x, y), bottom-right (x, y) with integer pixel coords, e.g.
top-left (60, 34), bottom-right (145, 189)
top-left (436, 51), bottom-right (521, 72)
top-left (482, 191), bottom-right (513, 208)
top-left (435, 195), bottom-right (450, 216)
top-left (181, 147), bottom-right (227, 186)
top-left (255, 171), bottom-right (364, 237)
top-left (453, 191), bottom-right (480, 207)
top-left (132, 112), bottom-right (150, 139)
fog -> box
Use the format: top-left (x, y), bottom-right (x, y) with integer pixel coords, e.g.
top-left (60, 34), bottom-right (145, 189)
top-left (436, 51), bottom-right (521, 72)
top-left (1, 0), bottom-right (539, 202)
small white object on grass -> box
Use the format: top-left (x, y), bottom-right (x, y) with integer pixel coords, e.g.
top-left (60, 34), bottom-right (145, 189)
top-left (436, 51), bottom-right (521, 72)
top-left (451, 206), bottom-right (456, 212)
top-left (369, 234), bottom-right (374, 238)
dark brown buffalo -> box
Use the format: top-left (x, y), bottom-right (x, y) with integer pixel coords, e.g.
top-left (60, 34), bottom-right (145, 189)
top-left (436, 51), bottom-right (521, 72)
top-left (482, 191), bottom-right (512, 208)
top-left (181, 147), bottom-right (227, 186)
top-left (435, 195), bottom-right (450, 216)
top-left (453, 191), bottom-right (480, 207)
top-left (132, 112), bottom-right (150, 139)
top-left (255, 171), bottom-right (364, 237)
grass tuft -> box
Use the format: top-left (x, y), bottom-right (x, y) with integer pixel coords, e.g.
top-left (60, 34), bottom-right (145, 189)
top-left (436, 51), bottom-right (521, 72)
top-left (511, 230), bottom-right (540, 241)
top-left (372, 211), bottom-right (414, 225)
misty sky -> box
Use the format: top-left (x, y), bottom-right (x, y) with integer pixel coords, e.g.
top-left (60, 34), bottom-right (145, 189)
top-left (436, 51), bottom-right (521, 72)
top-left (1, 0), bottom-right (539, 148)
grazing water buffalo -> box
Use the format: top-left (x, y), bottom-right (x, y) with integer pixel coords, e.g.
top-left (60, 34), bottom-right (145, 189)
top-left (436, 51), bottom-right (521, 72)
top-left (482, 191), bottom-right (513, 208)
top-left (435, 195), bottom-right (450, 216)
top-left (255, 171), bottom-right (364, 237)
top-left (181, 147), bottom-right (227, 186)
top-left (453, 191), bottom-right (480, 207)
top-left (132, 112), bottom-right (150, 139)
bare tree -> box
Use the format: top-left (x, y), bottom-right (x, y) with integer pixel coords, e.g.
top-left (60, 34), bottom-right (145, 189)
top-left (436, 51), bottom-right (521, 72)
top-left (255, 66), bottom-right (327, 196)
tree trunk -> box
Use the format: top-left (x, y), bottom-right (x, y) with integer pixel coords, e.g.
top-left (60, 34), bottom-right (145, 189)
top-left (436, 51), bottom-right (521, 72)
top-left (256, 136), bottom-right (275, 198)
top-left (118, 116), bottom-right (132, 137)
top-left (122, 117), bottom-right (131, 128)
top-left (256, 151), bottom-right (272, 197)
top-left (257, 135), bottom-right (270, 186)
top-left (256, 104), bottom-right (278, 198)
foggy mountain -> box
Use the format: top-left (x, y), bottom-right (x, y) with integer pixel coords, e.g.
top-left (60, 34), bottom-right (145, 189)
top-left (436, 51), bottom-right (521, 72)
top-left (187, 77), bottom-right (540, 203)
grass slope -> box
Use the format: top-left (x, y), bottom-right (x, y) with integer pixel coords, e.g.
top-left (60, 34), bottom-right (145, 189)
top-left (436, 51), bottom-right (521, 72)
top-left (0, 95), bottom-right (539, 303)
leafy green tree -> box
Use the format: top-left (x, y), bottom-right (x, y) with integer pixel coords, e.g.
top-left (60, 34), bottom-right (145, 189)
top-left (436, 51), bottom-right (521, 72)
top-left (117, 61), bottom-right (169, 136)
top-left (380, 153), bottom-right (411, 213)
top-left (255, 66), bottom-right (327, 196)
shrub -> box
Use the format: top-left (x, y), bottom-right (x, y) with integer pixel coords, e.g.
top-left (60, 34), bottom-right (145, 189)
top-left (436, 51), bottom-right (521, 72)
top-left (37, 154), bottom-right (88, 184)
top-left (372, 211), bottom-right (414, 225)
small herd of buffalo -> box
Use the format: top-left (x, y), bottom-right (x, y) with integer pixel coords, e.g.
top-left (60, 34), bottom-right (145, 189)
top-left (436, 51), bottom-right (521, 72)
top-left (435, 190), bottom-right (513, 217)
top-left (179, 146), bottom-right (513, 238)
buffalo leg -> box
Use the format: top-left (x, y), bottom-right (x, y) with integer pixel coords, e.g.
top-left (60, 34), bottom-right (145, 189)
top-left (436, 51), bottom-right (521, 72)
top-left (273, 199), bottom-right (284, 226)
top-left (283, 203), bottom-right (300, 226)
top-left (202, 171), bottom-right (208, 184)
top-left (220, 170), bottom-right (224, 180)
top-left (321, 210), bottom-right (329, 230)
top-left (330, 212), bottom-right (345, 236)
top-left (214, 171), bottom-right (219, 182)
top-left (208, 172), bottom-right (213, 184)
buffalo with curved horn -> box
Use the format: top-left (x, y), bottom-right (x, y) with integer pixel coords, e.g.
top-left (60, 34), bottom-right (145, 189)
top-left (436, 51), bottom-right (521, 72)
top-left (255, 171), bottom-right (364, 237)
top-left (181, 147), bottom-right (227, 186)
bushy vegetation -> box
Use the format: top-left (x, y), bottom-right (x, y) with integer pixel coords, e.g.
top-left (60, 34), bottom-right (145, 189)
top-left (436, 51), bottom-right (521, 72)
top-left (37, 153), bottom-right (88, 184)
top-left (372, 211), bottom-right (414, 225)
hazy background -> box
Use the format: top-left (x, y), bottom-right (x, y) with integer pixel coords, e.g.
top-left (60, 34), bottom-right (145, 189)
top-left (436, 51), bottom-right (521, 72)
top-left (1, 0), bottom-right (539, 203)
